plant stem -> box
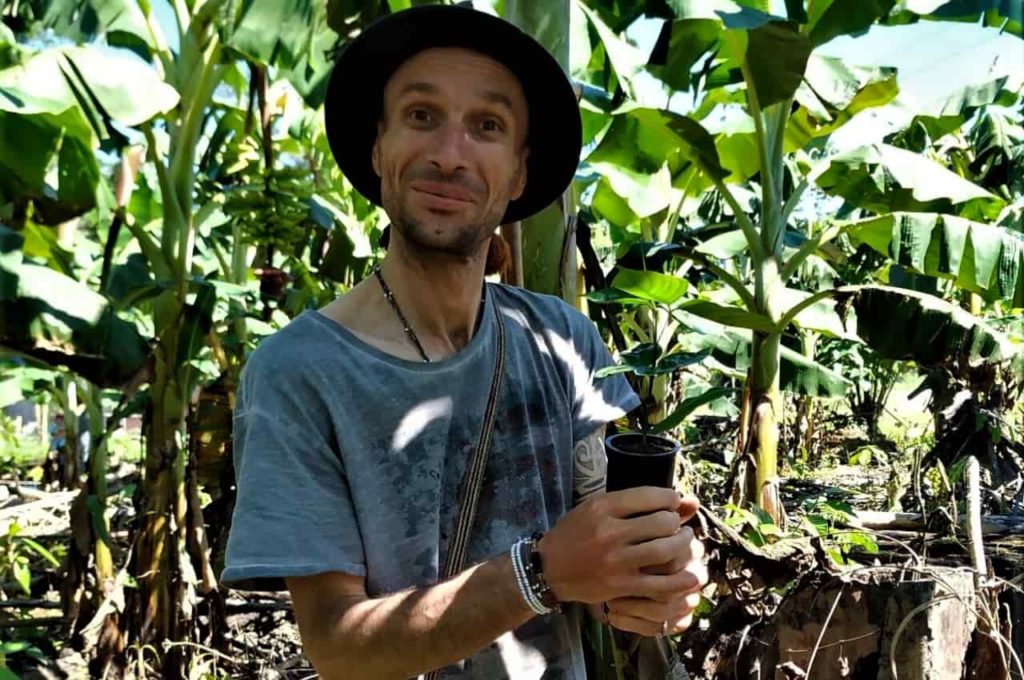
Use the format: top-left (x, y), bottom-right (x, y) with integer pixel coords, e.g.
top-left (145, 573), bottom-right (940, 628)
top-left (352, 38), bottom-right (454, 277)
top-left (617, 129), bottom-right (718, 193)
top-left (712, 176), bottom-right (766, 262)
top-left (779, 222), bottom-right (848, 281)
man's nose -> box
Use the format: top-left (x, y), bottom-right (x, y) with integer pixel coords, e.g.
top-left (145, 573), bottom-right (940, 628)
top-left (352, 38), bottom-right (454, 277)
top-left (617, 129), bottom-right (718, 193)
top-left (425, 123), bottom-right (469, 176)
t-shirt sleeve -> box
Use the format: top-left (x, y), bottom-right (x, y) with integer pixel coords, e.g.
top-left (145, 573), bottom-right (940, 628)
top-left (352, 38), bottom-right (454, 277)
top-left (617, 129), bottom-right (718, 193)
top-left (568, 310), bottom-right (641, 443)
top-left (222, 344), bottom-right (365, 591)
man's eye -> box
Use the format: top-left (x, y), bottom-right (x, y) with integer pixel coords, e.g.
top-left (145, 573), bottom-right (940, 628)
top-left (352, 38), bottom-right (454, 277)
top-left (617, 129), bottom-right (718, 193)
top-left (481, 118), bottom-right (504, 133)
top-left (409, 108), bottom-right (433, 123)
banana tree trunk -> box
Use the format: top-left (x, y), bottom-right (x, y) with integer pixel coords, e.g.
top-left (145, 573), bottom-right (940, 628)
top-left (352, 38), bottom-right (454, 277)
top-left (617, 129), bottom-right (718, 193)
top-left (119, 12), bottom-right (224, 672)
top-left (501, 0), bottom-right (577, 305)
top-left (65, 382), bottom-right (122, 676)
top-left (746, 330), bottom-right (783, 520)
top-left (735, 100), bottom-right (791, 524)
top-left (130, 329), bottom-right (191, 674)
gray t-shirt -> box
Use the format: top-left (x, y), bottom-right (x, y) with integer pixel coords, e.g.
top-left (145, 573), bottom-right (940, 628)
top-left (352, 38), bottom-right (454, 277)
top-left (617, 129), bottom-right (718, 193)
top-left (223, 283), bottom-right (639, 679)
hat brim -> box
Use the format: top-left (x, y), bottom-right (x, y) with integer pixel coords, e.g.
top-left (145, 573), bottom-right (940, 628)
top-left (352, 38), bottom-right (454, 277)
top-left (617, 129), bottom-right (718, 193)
top-left (324, 5), bottom-right (582, 224)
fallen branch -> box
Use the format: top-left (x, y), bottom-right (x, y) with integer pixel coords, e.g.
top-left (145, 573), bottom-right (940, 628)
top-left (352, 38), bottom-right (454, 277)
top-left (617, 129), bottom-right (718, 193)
top-left (0, 599), bottom-right (62, 610)
top-left (0, 490), bottom-right (76, 520)
top-left (0, 616), bottom-right (66, 628)
top-left (852, 511), bottom-right (1024, 538)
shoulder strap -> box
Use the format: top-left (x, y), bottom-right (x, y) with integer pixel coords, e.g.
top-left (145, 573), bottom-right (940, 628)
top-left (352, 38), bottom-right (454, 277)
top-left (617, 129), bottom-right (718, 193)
top-left (439, 291), bottom-right (505, 580)
top-left (422, 290), bottom-right (505, 680)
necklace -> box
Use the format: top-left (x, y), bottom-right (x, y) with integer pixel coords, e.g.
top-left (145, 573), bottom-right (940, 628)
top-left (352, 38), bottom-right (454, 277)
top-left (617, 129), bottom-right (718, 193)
top-left (374, 266), bottom-right (432, 362)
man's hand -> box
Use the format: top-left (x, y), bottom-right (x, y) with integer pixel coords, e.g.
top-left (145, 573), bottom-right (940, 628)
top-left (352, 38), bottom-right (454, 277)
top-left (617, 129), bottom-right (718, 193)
top-left (606, 495), bottom-right (706, 636)
top-left (538, 489), bottom-right (707, 621)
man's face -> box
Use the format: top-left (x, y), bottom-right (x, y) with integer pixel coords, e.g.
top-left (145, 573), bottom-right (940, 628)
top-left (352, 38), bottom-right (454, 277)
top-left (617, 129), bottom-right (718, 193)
top-left (372, 47), bottom-right (529, 257)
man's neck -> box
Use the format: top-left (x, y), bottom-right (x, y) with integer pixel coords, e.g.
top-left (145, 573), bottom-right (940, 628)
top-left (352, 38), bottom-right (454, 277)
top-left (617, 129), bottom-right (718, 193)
top-left (377, 235), bottom-right (488, 356)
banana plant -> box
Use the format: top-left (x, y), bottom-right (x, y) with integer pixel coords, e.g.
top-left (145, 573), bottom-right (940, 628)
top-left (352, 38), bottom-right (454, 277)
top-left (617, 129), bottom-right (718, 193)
top-left (576, 0), bottom-right (1023, 521)
top-left (0, 0), bottom-right (375, 673)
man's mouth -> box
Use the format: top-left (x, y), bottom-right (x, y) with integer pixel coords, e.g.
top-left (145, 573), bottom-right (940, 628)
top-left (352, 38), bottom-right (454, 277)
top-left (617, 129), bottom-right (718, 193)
top-left (410, 181), bottom-right (475, 207)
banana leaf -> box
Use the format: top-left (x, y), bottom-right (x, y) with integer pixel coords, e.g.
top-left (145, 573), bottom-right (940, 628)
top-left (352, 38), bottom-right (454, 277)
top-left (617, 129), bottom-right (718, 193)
top-left (848, 212), bottom-right (1024, 306)
top-left (841, 285), bottom-right (1019, 367)
top-left (0, 227), bottom-right (149, 387)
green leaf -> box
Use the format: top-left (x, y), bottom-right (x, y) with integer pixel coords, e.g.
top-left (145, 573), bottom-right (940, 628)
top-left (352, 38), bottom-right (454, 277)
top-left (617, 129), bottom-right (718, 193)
top-left (896, 0), bottom-right (1022, 37)
top-left (176, 281), bottom-right (217, 369)
top-left (779, 343), bottom-right (853, 397)
top-left (17, 537), bottom-right (60, 567)
top-left (679, 299), bottom-right (775, 332)
top-left (588, 163), bottom-right (675, 219)
top-left (817, 144), bottom-right (1003, 218)
top-left (42, 0), bottom-right (152, 47)
top-left (744, 21), bottom-right (811, 108)
top-left (647, 19), bottom-right (722, 92)
top-left (778, 288), bottom-right (849, 337)
top-left (0, 641), bottom-right (31, 655)
top-left (843, 285), bottom-right (1019, 366)
top-left (844, 530), bottom-right (880, 554)
top-left (231, 0), bottom-right (337, 105)
top-left (0, 255), bottom-right (150, 387)
top-left (611, 268), bottom-right (690, 305)
top-left (0, 45), bottom-right (178, 125)
top-left (807, 0), bottom-right (897, 46)
top-left (695, 230), bottom-right (750, 258)
top-left (788, 55), bottom-right (899, 150)
top-left (0, 108), bottom-right (100, 224)
top-left (587, 287), bottom-right (653, 306)
top-left (576, 2), bottom-right (651, 101)
top-left (657, 348), bottom-right (713, 372)
top-left (590, 177), bottom-right (640, 228)
top-left (679, 307), bottom-right (851, 396)
top-left (848, 212), bottom-right (1024, 305)
top-left (12, 559), bottom-right (30, 595)
top-left (649, 386), bottom-right (734, 434)
top-left (623, 342), bottom-right (661, 368)
top-left (0, 377), bottom-right (22, 409)
top-left (587, 108), bottom-right (729, 182)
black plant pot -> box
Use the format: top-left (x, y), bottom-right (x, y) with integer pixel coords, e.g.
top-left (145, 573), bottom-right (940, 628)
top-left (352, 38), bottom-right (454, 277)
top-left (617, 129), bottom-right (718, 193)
top-left (604, 432), bottom-right (680, 493)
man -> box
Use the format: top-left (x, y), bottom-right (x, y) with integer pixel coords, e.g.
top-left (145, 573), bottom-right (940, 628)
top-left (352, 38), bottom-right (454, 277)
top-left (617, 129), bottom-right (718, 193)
top-left (222, 5), bottom-right (706, 679)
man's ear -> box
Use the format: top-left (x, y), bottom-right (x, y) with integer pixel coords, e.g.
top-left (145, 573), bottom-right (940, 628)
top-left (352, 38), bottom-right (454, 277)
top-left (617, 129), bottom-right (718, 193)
top-left (510, 147), bottom-right (530, 201)
top-left (371, 121), bottom-right (384, 177)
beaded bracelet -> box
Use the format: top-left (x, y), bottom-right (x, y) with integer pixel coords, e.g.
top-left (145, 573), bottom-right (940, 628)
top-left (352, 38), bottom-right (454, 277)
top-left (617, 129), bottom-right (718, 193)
top-left (511, 537), bottom-right (548, 614)
top-left (510, 535), bottom-right (560, 615)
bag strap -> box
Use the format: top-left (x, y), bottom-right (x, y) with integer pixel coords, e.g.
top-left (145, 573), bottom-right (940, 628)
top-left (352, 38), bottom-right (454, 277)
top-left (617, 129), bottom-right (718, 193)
top-left (423, 291), bottom-right (505, 680)
top-left (440, 293), bottom-right (505, 579)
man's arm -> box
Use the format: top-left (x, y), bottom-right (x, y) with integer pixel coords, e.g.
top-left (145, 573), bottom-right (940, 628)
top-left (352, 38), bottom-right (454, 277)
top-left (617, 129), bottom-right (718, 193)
top-left (288, 554), bottom-right (532, 680)
top-left (289, 487), bottom-right (699, 680)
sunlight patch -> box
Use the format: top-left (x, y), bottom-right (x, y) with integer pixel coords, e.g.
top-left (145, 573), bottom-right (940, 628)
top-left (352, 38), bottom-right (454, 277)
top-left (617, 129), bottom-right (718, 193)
top-left (391, 397), bottom-right (453, 451)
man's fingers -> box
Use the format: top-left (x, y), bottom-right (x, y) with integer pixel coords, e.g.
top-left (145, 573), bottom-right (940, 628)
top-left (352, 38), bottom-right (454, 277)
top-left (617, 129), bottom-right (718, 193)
top-left (606, 594), bottom-right (702, 637)
top-left (677, 495), bottom-right (700, 523)
top-left (606, 611), bottom-right (663, 637)
top-left (633, 561), bottom-right (708, 599)
top-left (621, 510), bottom-right (680, 545)
top-left (603, 487), bottom-right (681, 518)
top-left (606, 596), bottom-right (670, 622)
top-left (624, 526), bottom-right (700, 569)
top-left (668, 613), bottom-right (695, 635)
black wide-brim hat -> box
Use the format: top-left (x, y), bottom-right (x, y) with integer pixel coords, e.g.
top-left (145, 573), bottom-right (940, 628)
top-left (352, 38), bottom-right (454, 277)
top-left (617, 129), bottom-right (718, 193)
top-left (324, 4), bottom-right (583, 224)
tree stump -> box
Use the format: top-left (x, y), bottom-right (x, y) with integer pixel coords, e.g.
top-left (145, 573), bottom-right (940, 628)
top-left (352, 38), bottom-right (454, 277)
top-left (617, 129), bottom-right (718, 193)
top-left (760, 567), bottom-right (977, 680)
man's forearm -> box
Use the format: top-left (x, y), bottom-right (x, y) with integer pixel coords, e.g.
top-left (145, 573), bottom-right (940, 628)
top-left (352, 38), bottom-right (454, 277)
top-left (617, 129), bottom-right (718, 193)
top-left (304, 553), bottom-right (534, 680)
